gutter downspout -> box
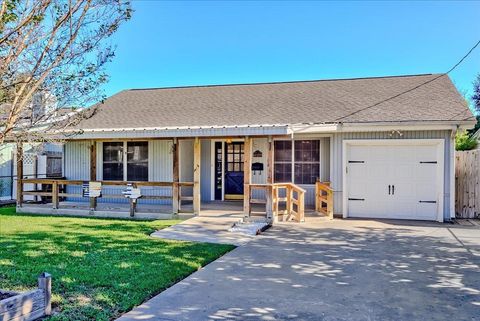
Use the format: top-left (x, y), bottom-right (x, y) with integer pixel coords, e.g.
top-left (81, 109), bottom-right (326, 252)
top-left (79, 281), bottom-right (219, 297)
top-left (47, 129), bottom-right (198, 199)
top-left (449, 125), bottom-right (458, 221)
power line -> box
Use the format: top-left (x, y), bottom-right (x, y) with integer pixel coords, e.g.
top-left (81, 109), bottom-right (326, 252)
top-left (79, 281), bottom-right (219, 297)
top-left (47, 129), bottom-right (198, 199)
top-left (334, 39), bottom-right (480, 122)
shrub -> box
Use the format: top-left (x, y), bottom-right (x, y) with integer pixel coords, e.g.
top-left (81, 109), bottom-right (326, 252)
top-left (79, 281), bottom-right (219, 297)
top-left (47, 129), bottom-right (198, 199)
top-left (455, 131), bottom-right (478, 151)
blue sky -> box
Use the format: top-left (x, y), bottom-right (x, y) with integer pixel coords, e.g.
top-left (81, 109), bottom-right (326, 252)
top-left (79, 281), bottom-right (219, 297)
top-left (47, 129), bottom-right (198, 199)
top-left (104, 1), bottom-right (480, 109)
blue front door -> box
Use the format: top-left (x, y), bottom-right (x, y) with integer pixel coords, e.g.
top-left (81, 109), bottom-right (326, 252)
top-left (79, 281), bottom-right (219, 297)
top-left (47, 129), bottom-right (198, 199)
top-left (224, 142), bottom-right (244, 199)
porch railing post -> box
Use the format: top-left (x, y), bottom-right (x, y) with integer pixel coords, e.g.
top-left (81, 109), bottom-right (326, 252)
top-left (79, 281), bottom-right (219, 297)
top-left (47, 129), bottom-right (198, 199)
top-left (243, 136), bottom-right (252, 217)
top-left (172, 138), bottom-right (179, 215)
top-left (89, 141), bottom-right (97, 210)
top-left (193, 137), bottom-right (201, 215)
top-left (52, 180), bottom-right (59, 209)
top-left (16, 142), bottom-right (23, 207)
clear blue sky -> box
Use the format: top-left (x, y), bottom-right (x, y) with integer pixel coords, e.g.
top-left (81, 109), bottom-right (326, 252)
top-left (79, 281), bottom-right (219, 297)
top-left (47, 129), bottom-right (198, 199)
top-left (104, 1), bottom-right (480, 109)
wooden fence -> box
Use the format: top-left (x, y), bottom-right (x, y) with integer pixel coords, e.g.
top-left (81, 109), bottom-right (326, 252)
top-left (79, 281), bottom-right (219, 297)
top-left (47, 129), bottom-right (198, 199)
top-left (0, 273), bottom-right (51, 321)
top-left (455, 150), bottom-right (480, 218)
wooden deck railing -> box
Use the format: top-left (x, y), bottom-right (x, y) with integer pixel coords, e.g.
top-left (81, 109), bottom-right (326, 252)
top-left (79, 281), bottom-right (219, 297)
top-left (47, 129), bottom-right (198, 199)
top-left (245, 183), bottom-right (306, 222)
top-left (315, 180), bottom-right (334, 219)
top-left (18, 179), bottom-right (194, 216)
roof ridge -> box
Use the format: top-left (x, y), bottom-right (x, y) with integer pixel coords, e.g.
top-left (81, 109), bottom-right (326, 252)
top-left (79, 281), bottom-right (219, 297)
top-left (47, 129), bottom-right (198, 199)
top-left (126, 73), bottom-right (442, 92)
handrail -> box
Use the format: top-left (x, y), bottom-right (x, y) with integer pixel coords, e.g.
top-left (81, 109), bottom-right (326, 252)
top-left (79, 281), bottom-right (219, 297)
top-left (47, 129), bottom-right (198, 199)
top-left (315, 180), bottom-right (334, 219)
top-left (18, 178), bottom-right (194, 216)
top-left (246, 182), bottom-right (306, 222)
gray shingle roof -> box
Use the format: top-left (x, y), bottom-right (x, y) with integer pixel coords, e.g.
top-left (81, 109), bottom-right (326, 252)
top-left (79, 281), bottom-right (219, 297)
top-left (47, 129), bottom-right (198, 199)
top-left (77, 74), bottom-right (474, 130)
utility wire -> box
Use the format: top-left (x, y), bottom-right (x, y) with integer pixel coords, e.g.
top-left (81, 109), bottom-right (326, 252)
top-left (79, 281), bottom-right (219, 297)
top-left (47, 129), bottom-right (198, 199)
top-left (334, 39), bottom-right (480, 122)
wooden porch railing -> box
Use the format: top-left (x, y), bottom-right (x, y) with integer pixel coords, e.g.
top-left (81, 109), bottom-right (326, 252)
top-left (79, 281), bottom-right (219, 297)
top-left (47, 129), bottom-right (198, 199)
top-left (18, 179), bottom-right (194, 217)
top-left (315, 180), bottom-right (334, 219)
top-left (245, 183), bottom-right (306, 222)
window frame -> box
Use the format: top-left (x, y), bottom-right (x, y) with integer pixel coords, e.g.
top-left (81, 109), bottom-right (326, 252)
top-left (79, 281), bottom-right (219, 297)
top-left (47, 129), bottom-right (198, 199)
top-left (102, 141), bottom-right (149, 181)
top-left (273, 139), bottom-right (321, 185)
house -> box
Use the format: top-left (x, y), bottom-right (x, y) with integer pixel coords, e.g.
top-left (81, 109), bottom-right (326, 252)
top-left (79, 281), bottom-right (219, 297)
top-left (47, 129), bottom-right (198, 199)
top-left (472, 128), bottom-right (480, 148)
top-left (1, 92), bottom-right (65, 202)
top-left (14, 74), bottom-right (476, 222)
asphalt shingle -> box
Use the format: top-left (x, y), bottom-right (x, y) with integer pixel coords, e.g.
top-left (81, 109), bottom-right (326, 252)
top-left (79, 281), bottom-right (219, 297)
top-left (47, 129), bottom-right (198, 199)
top-left (77, 74), bottom-right (474, 130)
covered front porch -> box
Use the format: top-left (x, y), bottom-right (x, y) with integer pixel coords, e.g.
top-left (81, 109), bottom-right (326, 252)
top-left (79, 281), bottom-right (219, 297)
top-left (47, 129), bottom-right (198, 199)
top-left (15, 135), bottom-right (334, 222)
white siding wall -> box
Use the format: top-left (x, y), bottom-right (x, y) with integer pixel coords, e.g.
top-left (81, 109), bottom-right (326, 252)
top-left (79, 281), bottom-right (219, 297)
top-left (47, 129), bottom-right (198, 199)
top-left (330, 130), bottom-right (453, 220)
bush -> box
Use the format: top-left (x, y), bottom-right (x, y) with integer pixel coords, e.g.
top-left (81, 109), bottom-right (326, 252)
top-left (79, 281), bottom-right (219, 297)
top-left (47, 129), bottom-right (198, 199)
top-left (455, 131), bottom-right (478, 151)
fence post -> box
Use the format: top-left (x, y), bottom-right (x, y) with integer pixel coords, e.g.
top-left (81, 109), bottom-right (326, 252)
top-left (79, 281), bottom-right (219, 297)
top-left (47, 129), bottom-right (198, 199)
top-left (52, 181), bottom-right (59, 209)
top-left (16, 143), bottom-right (23, 207)
top-left (38, 272), bottom-right (52, 316)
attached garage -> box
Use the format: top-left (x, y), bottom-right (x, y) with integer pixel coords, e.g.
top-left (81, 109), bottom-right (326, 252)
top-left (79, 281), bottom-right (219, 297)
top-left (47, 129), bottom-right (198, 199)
top-left (343, 139), bottom-right (445, 222)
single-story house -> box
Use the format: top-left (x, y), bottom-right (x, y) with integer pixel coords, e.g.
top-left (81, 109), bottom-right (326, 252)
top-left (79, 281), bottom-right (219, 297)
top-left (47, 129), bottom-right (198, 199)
top-left (15, 73), bottom-right (476, 222)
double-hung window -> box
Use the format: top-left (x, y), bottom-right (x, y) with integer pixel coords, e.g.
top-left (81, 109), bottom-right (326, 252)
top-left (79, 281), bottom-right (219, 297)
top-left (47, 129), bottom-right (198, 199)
top-left (103, 141), bottom-right (149, 181)
top-left (274, 140), bottom-right (320, 185)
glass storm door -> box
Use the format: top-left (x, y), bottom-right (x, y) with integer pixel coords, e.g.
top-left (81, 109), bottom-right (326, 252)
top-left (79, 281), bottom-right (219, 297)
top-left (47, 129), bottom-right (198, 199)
top-left (224, 142), bottom-right (244, 199)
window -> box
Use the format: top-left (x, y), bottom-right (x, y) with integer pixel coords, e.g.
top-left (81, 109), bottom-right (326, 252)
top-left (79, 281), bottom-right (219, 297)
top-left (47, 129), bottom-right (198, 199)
top-left (274, 141), bottom-right (292, 182)
top-left (226, 142), bottom-right (244, 172)
top-left (274, 140), bottom-right (320, 184)
top-left (127, 142), bottom-right (148, 181)
top-left (103, 141), bottom-right (149, 181)
top-left (294, 140), bottom-right (320, 184)
top-left (103, 142), bottom-right (124, 181)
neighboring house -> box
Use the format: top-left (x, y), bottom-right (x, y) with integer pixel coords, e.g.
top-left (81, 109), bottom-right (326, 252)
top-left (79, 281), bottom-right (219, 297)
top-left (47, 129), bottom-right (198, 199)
top-left (1, 92), bottom-right (65, 201)
top-left (14, 74), bottom-right (476, 222)
top-left (472, 129), bottom-right (480, 148)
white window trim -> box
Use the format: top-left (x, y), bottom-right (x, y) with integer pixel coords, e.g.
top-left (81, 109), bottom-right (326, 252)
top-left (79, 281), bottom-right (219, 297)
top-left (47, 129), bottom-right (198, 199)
top-left (273, 138), bottom-right (321, 185)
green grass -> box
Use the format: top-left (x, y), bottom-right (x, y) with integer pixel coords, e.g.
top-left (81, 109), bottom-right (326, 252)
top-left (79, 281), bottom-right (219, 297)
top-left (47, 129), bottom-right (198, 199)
top-left (0, 207), bottom-right (234, 320)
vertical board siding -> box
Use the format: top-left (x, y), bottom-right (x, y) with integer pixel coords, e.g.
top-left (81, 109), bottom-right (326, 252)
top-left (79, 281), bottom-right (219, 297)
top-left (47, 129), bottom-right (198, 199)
top-left (200, 139), bottom-right (211, 201)
top-left (0, 143), bottom-right (14, 199)
top-left (64, 141), bottom-right (90, 202)
top-left (66, 140), bottom-right (175, 205)
top-left (179, 139), bottom-right (194, 197)
top-left (320, 137), bottom-right (330, 182)
top-left (251, 138), bottom-right (268, 199)
top-left (331, 130), bottom-right (452, 219)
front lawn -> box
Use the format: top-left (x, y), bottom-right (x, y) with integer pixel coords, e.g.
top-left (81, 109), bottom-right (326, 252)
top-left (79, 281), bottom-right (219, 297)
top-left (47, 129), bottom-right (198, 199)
top-left (0, 207), bottom-right (234, 321)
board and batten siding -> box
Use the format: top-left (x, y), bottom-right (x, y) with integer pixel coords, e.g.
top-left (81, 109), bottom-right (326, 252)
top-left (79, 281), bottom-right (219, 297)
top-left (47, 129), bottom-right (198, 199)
top-left (65, 140), bottom-right (175, 204)
top-left (330, 130), bottom-right (453, 220)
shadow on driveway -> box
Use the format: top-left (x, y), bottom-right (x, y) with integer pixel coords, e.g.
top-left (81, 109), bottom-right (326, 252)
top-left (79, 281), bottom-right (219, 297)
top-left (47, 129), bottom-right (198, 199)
top-left (118, 219), bottom-right (480, 321)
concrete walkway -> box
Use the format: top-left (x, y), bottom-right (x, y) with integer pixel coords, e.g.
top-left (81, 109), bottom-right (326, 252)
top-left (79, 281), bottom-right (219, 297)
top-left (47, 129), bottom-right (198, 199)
top-left (151, 202), bottom-right (255, 246)
top-left (118, 218), bottom-right (480, 321)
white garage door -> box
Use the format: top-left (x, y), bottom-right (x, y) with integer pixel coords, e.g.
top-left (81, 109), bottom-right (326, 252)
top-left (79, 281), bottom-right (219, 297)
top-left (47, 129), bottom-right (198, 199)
top-left (345, 140), bottom-right (444, 221)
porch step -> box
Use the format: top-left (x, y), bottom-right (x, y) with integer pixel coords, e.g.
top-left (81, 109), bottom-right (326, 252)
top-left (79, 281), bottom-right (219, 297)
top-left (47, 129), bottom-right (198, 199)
top-left (249, 198), bottom-right (267, 204)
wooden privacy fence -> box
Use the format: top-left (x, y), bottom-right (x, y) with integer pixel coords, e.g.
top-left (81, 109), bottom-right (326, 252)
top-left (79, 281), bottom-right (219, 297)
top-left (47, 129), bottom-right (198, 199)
top-left (315, 180), bottom-right (334, 219)
top-left (455, 150), bottom-right (480, 218)
top-left (18, 179), bottom-right (194, 216)
top-left (245, 183), bottom-right (306, 222)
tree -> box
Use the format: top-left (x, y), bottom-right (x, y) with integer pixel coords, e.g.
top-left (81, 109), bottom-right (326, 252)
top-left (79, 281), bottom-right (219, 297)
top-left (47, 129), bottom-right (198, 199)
top-left (468, 73), bottom-right (480, 136)
top-left (456, 130), bottom-right (478, 151)
top-left (0, 0), bottom-right (131, 145)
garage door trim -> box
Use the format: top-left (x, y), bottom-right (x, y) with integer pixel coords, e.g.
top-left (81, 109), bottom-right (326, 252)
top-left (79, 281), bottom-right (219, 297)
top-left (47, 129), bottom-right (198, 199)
top-left (342, 139), bottom-right (445, 222)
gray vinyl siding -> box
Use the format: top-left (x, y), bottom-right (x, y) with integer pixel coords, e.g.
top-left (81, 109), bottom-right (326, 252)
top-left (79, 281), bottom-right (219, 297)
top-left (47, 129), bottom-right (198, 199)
top-left (200, 139), bottom-right (211, 201)
top-left (65, 140), bottom-right (175, 204)
top-left (251, 138), bottom-right (268, 199)
top-left (64, 141), bottom-right (90, 202)
top-left (0, 143), bottom-right (14, 199)
top-left (330, 130), bottom-right (453, 220)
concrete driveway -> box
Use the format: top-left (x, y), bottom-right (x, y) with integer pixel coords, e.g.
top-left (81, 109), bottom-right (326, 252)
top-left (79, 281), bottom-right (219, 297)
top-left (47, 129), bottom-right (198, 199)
top-left (118, 218), bottom-right (480, 321)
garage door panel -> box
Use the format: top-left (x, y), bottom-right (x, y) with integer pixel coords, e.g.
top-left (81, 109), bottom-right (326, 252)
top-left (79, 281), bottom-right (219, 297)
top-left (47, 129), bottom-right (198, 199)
top-left (346, 141), bottom-right (442, 221)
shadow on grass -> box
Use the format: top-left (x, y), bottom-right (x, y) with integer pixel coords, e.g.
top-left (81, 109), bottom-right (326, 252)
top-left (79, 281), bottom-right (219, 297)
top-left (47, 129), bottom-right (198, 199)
top-left (0, 211), bottom-right (234, 321)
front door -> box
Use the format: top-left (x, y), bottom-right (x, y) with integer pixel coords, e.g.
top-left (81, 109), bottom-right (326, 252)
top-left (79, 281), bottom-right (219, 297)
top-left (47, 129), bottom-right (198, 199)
top-left (224, 142), bottom-right (244, 200)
